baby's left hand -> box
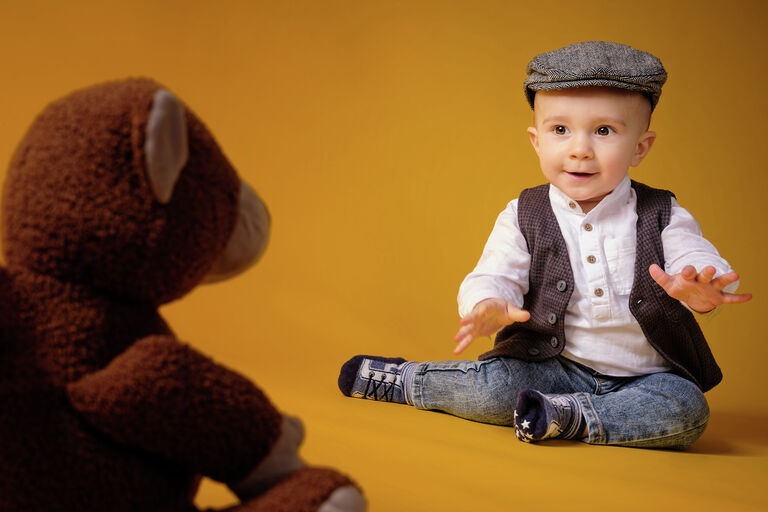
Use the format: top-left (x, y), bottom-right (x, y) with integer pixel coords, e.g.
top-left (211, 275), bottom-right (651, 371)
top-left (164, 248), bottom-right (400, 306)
top-left (649, 264), bottom-right (752, 313)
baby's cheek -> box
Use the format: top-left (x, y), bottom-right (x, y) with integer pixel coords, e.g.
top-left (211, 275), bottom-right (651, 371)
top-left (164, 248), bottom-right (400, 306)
top-left (540, 153), bottom-right (562, 174)
top-left (601, 153), bottom-right (632, 176)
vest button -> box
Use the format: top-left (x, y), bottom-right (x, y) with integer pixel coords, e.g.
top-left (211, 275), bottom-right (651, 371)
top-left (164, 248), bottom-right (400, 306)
top-left (547, 313), bottom-right (557, 324)
top-left (528, 347), bottom-right (540, 356)
top-left (556, 280), bottom-right (567, 292)
top-left (584, 223), bottom-right (593, 232)
top-left (587, 255), bottom-right (597, 264)
top-left (550, 336), bottom-right (559, 347)
top-left (594, 288), bottom-right (604, 297)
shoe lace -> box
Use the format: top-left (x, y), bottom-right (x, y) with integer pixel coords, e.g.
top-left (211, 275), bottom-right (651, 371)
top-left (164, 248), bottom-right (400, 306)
top-left (363, 372), bottom-right (396, 401)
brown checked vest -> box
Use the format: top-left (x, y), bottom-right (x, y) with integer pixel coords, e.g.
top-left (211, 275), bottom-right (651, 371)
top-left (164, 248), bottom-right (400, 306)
top-left (479, 180), bottom-right (722, 392)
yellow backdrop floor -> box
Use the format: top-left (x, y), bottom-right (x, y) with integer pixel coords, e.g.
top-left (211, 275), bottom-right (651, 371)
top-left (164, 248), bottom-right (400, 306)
top-left (193, 370), bottom-right (768, 512)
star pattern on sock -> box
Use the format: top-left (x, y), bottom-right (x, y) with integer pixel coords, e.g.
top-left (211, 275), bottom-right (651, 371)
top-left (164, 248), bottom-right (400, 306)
top-left (513, 389), bottom-right (585, 443)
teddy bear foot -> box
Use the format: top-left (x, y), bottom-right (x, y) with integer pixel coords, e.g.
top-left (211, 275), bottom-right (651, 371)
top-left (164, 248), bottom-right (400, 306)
top-left (317, 485), bottom-right (366, 512)
top-left (229, 414), bottom-right (307, 500)
top-left (227, 467), bottom-right (366, 512)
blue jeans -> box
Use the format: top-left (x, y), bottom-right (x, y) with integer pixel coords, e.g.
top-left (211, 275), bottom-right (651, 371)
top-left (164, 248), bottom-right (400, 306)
top-left (410, 356), bottom-right (709, 449)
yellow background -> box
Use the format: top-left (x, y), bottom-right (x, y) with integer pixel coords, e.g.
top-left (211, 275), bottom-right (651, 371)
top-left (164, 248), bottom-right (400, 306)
top-left (1, 1), bottom-right (766, 510)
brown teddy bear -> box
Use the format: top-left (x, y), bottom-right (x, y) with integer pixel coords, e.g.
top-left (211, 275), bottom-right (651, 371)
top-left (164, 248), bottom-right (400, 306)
top-left (0, 78), bottom-right (365, 512)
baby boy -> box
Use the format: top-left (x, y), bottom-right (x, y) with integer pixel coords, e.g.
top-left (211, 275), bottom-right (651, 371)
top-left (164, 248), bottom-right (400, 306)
top-left (338, 41), bottom-right (751, 448)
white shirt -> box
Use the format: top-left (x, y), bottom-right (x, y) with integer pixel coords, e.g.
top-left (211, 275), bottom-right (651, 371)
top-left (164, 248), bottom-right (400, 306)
top-left (458, 175), bottom-right (736, 376)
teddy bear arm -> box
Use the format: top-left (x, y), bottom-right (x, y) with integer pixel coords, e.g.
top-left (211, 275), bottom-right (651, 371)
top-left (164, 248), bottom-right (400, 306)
top-left (66, 334), bottom-right (282, 483)
top-left (0, 267), bottom-right (18, 339)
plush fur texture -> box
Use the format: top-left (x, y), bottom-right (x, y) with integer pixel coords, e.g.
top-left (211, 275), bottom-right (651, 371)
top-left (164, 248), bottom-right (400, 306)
top-left (0, 79), bottom-right (356, 511)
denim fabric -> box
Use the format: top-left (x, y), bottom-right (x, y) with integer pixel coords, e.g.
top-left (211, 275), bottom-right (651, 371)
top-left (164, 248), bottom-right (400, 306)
top-left (410, 356), bottom-right (709, 449)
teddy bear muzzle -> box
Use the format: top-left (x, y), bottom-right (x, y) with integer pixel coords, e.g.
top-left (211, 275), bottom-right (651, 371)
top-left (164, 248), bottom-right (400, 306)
top-left (203, 180), bottom-right (271, 284)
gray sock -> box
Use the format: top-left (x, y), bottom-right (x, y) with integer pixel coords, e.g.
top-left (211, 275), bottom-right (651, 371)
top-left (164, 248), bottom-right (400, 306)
top-left (400, 361), bottom-right (417, 406)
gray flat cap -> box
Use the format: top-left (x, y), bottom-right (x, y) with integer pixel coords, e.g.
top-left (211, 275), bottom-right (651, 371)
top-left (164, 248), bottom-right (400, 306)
top-left (524, 41), bottom-right (667, 111)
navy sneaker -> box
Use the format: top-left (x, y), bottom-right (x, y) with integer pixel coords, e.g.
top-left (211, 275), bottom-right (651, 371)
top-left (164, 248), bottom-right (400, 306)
top-left (338, 355), bottom-right (409, 403)
top-left (514, 389), bottom-right (584, 443)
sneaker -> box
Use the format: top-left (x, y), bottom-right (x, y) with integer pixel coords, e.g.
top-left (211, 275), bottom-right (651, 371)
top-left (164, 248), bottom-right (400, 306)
top-left (338, 355), bottom-right (408, 403)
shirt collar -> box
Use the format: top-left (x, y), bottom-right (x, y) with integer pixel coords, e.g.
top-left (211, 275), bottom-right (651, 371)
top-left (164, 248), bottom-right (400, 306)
top-left (548, 174), bottom-right (632, 216)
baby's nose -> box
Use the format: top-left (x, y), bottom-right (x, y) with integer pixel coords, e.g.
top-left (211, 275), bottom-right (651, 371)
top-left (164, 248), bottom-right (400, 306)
top-left (568, 133), bottom-right (594, 159)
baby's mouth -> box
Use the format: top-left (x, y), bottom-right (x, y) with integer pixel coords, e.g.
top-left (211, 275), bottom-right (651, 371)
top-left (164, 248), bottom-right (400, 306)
top-left (565, 171), bottom-right (596, 179)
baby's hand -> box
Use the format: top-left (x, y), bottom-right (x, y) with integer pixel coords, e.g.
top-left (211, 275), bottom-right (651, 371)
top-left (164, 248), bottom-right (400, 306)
top-left (453, 298), bottom-right (530, 354)
top-left (649, 264), bottom-right (752, 313)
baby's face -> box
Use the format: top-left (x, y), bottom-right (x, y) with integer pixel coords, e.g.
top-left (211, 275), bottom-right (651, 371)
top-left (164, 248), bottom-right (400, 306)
top-left (528, 87), bottom-right (655, 213)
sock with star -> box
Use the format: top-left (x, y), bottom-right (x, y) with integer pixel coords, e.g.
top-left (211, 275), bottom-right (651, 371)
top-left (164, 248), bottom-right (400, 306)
top-left (514, 389), bottom-right (586, 443)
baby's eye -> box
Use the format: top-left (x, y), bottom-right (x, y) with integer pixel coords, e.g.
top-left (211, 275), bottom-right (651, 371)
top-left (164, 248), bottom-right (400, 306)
top-left (553, 125), bottom-right (568, 135)
top-left (596, 126), bottom-right (613, 136)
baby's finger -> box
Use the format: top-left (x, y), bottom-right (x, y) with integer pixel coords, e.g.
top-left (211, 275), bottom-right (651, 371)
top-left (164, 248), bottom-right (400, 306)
top-left (453, 335), bottom-right (474, 354)
top-left (454, 323), bottom-right (475, 343)
top-left (506, 306), bottom-right (531, 324)
top-left (696, 266), bottom-right (716, 284)
top-left (710, 272), bottom-right (739, 292)
top-left (681, 265), bottom-right (697, 280)
top-left (721, 292), bottom-right (753, 305)
top-left (649, 264), bottom-right (672, 288)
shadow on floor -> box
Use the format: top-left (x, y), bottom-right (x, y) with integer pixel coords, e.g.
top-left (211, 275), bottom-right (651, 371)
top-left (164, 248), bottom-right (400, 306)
top-left (687, 409), bottom-right (768, 455)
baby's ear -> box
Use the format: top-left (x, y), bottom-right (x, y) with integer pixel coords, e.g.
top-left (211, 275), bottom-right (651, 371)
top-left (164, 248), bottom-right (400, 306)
top-left (527, 126), bottom-right (540, 154)
top-left (631, 131), bottom-right (656, 167)
top-left (144, 89), bottom-right (189, 204)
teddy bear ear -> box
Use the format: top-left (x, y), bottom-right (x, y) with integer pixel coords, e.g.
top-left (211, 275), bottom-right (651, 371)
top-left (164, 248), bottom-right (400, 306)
top-left (144, 89), bottom-right (189, 204)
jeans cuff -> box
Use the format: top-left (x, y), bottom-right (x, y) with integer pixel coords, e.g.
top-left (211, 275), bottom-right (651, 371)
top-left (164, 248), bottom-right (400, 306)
top-left (574, 392), bottom-right (605, 444)
top-left (410, 362), bottom-right (430, 410)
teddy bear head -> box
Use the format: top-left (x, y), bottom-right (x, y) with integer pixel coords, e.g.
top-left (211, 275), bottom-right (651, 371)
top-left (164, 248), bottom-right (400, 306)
top-left (2, 78), bottom-right (268, 305)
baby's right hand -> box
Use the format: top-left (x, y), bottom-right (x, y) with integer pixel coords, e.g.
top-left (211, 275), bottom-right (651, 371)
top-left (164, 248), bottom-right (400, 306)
top-left (453, 298), bottom-right (530, 355)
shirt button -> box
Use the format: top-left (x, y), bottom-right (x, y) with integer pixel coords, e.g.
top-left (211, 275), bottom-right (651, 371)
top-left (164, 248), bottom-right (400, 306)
top-left (528, 347), bottom-right (540, 356)
top-left (550, 336), bottom-right (559, 348)
top-left (556, 280), bottom-right (567, 292)
top-left (584, 223), bottom-right (593, 231)
top-left (594, 288), bottom-right (604, 297)
top-left (547, 313), bottom-right (557, 324)
top-left (568, 201), bottom-right (577, 209)
top-left (587, 255), bottom-right (597, 264)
